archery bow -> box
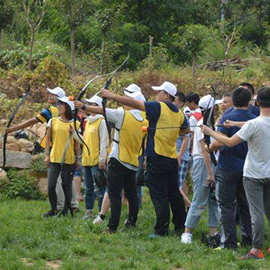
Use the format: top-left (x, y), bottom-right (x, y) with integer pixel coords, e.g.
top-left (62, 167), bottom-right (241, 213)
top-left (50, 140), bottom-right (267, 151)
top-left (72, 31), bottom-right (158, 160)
top-left (102, 54), bottom-right (130, 139)
top-left (2, 85), bottom-right (31, 169)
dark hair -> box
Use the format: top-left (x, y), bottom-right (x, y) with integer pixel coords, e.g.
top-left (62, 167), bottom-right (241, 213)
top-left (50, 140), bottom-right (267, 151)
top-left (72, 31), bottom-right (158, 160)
top-left (59, 101), bottom-right (73, 120)
top-left (186, 92), bottom-right (200, 105)
top-left (257, 87), bottom-right (270, 108)
top-left (169, 94), bottom-right (175, 102)
top-left (232, 87), bottom-right (251, 107)
top-left (222, 92), bottom-right (231, 98)
top-left (240, 82), bottom-right (255, 95)
top-left (175, 91), bottom-right (186, 103)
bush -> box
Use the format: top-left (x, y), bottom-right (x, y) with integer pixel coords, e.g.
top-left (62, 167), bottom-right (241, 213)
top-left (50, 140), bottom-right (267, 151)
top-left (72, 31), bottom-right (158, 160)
top-left (0, 169), bottom-right (44, 201)
top-left (30, 154), bottom-right (47, 176)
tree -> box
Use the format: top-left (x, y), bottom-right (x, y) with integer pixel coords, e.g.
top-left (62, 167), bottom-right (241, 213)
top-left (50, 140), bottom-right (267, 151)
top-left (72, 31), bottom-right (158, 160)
top-left (23, 0), bottom-right (46, 70)
top-left (0, 0), bottom-right (15, 48)
top-left (55, 0), bottom-right (92, 77)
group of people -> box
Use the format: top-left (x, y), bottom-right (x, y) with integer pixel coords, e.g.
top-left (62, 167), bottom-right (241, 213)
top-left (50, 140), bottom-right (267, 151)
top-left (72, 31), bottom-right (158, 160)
top-left (6, 79), bottom-right (270, 260)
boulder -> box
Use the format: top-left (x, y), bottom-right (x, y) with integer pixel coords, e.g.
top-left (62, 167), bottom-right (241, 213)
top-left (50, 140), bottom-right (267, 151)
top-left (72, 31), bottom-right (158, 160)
top-left (28, 123), bottom-right (46, 139)
top-left (6, 142), bottom-right (21, 152)
top-left (18, 138), bottom-right (34, 153)
top-left (0, 119), bottom-right (7, 126)
top-left (0, 150), bottom-right (32, 169)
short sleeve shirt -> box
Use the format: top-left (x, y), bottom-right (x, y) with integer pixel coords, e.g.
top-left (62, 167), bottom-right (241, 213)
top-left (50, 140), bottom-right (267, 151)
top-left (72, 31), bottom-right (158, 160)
top-left (217, 108), bottom-right (256, 171)
top-left (237, 116), bottom-right (270, 178)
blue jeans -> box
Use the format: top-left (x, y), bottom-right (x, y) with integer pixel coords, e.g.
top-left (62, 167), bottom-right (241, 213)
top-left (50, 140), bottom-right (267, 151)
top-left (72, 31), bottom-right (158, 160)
top-left (185, 158), bottom-right (219, 229)
top-left (83, 166), bottom-right (105, 211)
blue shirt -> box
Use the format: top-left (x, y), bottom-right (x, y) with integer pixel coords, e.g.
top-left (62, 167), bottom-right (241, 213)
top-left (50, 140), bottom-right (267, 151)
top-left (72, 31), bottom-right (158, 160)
top-left (224, 104), bottom-right (259, 117)
top-left (145, 101), bottom-right (189, 157)
top-left (218, 108), bottom-right (256, 171)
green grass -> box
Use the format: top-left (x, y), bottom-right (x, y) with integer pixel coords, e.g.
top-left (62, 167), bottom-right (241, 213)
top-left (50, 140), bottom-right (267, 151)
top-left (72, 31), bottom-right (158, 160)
top-left (0, 190), bottom-right (270, 270)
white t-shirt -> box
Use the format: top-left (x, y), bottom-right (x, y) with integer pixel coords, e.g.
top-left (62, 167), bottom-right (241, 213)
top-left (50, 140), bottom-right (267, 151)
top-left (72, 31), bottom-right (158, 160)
top-left (189, 108), bottom-right (202, 132)
top-left (192, 119), bottom-right (204, 159)
top-left (237, 116), bottom-right (270, 179)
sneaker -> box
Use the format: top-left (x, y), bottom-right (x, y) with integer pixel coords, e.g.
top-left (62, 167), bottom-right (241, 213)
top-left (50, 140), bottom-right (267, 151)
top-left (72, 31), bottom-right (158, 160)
top-left (240, 249), bottom-right (264, 260)
top-left (43, 210), bottom-right (57, 218)
top-left (124, 219), bottom-right (136, 228)
top-left (181, 232), bottom-right (192, 244)
top-left (207, 233), bottom-right (221, 248)
top-left (105, 228), bottom-right (116, 234)
top-left (93, 214), bottom-right (105, 224)
top-left (82, 209), bottom-right (93, 220)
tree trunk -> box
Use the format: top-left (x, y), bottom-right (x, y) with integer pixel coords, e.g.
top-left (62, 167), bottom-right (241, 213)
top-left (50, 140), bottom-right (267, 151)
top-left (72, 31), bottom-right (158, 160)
top-left (100, 33), bottom-right (105, 74)
top-left (192, 54), bottom-right (196, 90)
top-left (29, 29), bottom-right (35, 70)
top-left (70, 26), bottom-right (76, 78)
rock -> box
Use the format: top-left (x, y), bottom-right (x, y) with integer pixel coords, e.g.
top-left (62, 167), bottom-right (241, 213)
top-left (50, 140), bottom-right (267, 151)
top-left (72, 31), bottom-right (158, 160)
top-left (0, 169), bottom-right (8, 185)
top-left (28, 123), bottom-right (46, 139)
top-left (6, 142), bottom-right (21, 152)
top-left (18, 138), bottom-right (34, 153)
top-left (0, 119), bottom-right (7, 126)
top-left (0, 150), bottom-right (32, 169)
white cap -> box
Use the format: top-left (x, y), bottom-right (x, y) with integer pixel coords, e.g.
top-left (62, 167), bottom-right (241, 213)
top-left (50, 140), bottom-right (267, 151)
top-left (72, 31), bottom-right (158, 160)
top-left (123, 84), bottom-right (141, 96)
top-left (57, 96), bottom-right (75, 111)
top-left (199, 95), bottom-right (222, 110)
top-left (124, 91), bottom-right (146, 102)
top-left (47, 87), bottom-right (66, 98)
top-left (85, 95), bottom-right (103, 106)
top-left (152, 81), bottom-right (177, 97)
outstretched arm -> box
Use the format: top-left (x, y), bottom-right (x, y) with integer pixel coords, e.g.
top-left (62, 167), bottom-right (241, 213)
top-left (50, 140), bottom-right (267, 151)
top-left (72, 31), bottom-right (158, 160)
top-left (101, 89), bottom-right (145, 111)
top-left (201, 125), bottom-right (243, 147)
top-left (74, 101), bottom-right (104, 115)
top-left (223, 120), bottom-right (245, 128)
top-left (6, 118), bottom-right (38, 133)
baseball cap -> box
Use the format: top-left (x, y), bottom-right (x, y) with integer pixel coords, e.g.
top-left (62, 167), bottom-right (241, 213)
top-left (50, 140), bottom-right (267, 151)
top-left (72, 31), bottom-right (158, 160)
top-left (123, 84), bottom-right (141, 96)
top-left (57, 96), bottom-right (75, 111)
top-left (124, 91), bottom-right (146, 102)
top-left (85, 95), bottom-right (103, 106)
top-left (199, 95), bottom-right (222, 110)
top-left (47, 87), bottom-right (66, 98)
top-left (152, 81), bottom-right (177, 97)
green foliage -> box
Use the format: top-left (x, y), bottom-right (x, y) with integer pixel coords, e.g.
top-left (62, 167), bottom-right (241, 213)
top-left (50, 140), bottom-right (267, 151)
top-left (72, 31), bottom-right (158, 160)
top-left (30, 154), bottom-right (47, 176)
top-left (170, 24), bottom-right (215, 64)
top-left (0, 38), bottom-right (68, 70)
top-left (0, 169), bottom-right (43, 201)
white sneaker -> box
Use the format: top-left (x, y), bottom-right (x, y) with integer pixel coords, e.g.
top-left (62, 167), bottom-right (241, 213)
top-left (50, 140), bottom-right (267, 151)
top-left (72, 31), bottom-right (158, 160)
top-left (93, 215), bottom-right (104, 224)
top-left (82, 209), bottom-right (93, 220)
top-left (181, 232), bottom-right (192, 244)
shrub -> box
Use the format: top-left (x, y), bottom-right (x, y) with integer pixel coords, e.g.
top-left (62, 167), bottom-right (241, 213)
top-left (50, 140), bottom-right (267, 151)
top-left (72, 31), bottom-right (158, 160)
top-left (0, 169), bottom-right (44, 201)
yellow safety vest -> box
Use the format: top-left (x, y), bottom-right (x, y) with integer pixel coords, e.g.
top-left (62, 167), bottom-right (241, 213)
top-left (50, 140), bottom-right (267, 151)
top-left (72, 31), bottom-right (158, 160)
top-left (117, 111), bottom-right (147, 167)
top-left (50, 118), bottom-right (79, 165)
top-left (82, 117), bottom-right (103, 166)
top-left (154, 102), bottom-right (184, 159)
